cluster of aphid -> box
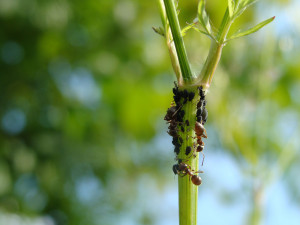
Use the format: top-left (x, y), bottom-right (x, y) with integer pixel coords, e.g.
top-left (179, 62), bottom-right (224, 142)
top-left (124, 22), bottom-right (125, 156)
top-left (164, 84), bottom-right (208, 186)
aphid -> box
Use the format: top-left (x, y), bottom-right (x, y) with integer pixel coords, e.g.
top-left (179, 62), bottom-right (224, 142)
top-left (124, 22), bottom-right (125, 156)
top-left (195, 122), bottom-right (207, 138)
top-left (185, 146), bottom-right (192, 155)
top-left (168, 120), bottom-right (177, 129)
top-left (173, 83), bottom-right (178, 95)
top-left (167, 129), bottom-right (178, 137)
top-left (188, 92), bottom-right (195, 101)
top-left (201, 108), bottom-right (208, 122)
top-left (179, 110), bottom-right (185, 118)
top-left (196, 108), bottom-right (202, 117)
top-left (164, 106), bottom-right (177, 121)
top-left (185, 120), bottom-right (190, 126)
top-left (173, 94), bottom-right (181, 104)
top-left (183, 89), bottom-right (188, 98)
top-left (196, 116), bottom-right (202, 123)
top-left (172, 164), bottom-right (179, 175)
top-left (172, 137), bottom-right (180, 147)
top-left (174, 146), bottom-right (180, 155)
top-left (181, 126), bottom-right (184, 132)
top-left (177, 110), bottom-right (185, 122)
top-left (179, 137), bottom-right (183, 144)
top-left (198, 86), bottom-right (205, 98)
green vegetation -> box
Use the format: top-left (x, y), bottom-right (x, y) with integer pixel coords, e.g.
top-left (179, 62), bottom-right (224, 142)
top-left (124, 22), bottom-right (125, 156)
top-left (157, 0), bottom-right (274, 224)
top-left (0, 1), bottom-right (299, 225)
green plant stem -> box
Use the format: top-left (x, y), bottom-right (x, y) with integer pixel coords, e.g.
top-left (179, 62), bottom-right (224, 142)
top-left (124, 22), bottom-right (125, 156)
top-left (163, 0), bottom-right (193, 84)
top-left (216, 8), bottom-right (232, 43)
top-left (196, 8), bottom-right (232, 88)
top-left (178, 87), bottom-right (199, 225)
top-left (196, 41), bottom-right (223, 88)
top-left (249, 183), bottom-right (264, 225)
top-left (158, 0), bottom-right (183, 85)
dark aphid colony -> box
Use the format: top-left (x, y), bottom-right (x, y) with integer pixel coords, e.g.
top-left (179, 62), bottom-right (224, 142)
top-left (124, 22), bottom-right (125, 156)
top-left (164, 83), bottom-right (208, 186)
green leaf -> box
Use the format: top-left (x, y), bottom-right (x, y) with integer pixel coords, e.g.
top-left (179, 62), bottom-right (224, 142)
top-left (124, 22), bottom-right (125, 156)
top-left (226, 16), bottom-right (275, 42)
top-left (233, 0), bottom-right (258, 20)
top-left (192, 27), bottom-right (210, 37)
top-left (152, 26), bottom-right (165, 37)
top-left (181, 22), bottom-right (196, 37)
top-left (228, 0), bottom-right (235, 17)
top-left (198, 0), bottom-right (213, 37)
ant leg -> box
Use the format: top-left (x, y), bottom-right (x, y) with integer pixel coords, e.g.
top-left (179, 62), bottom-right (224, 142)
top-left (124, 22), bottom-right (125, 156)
top-left (172, 104), bottom-right (183, 117)
top-left (200, 152), bottom-right (205, 166)
top-left (178, 173), bottom-right (187, 178)
top-left (203, 129), bottom-right (207, 138)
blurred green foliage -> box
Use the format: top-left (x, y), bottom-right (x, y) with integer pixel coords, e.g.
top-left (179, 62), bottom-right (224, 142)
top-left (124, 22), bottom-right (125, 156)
top-left (0, 0), bottom-right (299, 225)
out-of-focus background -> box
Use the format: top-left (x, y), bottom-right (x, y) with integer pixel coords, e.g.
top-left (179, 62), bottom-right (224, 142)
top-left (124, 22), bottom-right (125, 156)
top-left (0, 0), bottom-right (299, 224)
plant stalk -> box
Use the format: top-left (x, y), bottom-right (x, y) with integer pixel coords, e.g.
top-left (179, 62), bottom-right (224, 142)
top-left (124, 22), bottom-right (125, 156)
top-left (197, 41), bottom-right (223, 88)
top-left (177, 87), bottom-right (200, 225)
top-left (163, 0), bottom-right (193, 84)
top-left (158, 0), bottom-right (183, 84)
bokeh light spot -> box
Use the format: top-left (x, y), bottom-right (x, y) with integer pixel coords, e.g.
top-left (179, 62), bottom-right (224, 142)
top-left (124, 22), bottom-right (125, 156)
top-left (1, 41), bottom-right (24, 65)
top-left (1, 108), bottom-right (26, 135)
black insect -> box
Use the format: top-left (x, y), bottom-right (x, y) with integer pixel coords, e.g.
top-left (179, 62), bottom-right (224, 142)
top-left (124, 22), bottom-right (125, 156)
top-left (174, 146), bottom-right (180, 155)
top-left (173, 94), bottom-right (181, 104)
top-left (173, 84), bottom-right (178, 95)
top-left (172, 163), bottom-right (180, 175)
top-left (179, 110), bottom-right (185, 118)
top-left (198, 86), bottom-right (205, 98)
top-left (181, 126), bottom-right (184, 132)
top-left (177, 110), bottom-right (185, 122)
top-left (185, 146), bottom-right (192, 155)
top-left (167, 129), bottom-right (178, 137)
top-left (172, 137), bottom-right (180, 147)
top-left (183, 89), bottom-right (188, 98)
top-left (164, 106), bottom-right (177, 121)
top-left (197, 100), bottom-right (202, 109)
top-left (188, 92), bottom-right (195, 101)
top-left (201, 108), bottom-right (208, 123)
top-left (184, 120), bottom-right (189, 126)
top-left (196, 116), bottom-right (202, 123)
top-left (178, 137), bottom-right (183, 144)
top-left (196, 108), bottom-right (202, 117)
top-left (169, 122), bottom-right (178, 133)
